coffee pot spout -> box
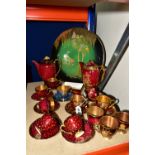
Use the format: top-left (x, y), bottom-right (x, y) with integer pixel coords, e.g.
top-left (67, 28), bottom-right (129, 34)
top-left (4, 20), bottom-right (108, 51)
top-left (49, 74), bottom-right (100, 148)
top-left (32, 60), bottom-right (40, 73)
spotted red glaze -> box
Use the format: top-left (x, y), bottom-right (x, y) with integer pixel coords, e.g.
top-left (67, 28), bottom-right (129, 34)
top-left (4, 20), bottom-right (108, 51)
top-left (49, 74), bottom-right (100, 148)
top-left (32, 60), bottom-right (57, 81)
top-left (64, 115), bottom-right (83, 133)
top-left (31, 93), bottom-right (44, 101)
top-left (76, 122), bottom-right (94, 143)
top-left (88, 115), bottom-right (100, 125)
top-left (80, 61), bottom-right (101, 87)
top-left (34, 100), bottom-right (60, 114)
top-left (36, 89), bottom-right (49, 97)
top-left (29, 119), bottom-right (42, 139)
top-left (85, 87), bottom-right (98, 100)
top-left (83, 69), bottom-right (100, 87)
top-left (44, 79), bottom-right (61, 89)
top-left (29, 113), bottom-right (60, 139)
top-left (62, 130), bottom-right (76, 142)
top-left (39, 99), bottom-right (49, 112)
top-left (61, 121), bottom-right (94, 143)
top-left (41, 114), bottom-right (59, 130)
top-left (31, 92), bottom-right (53, 101)
top-left (41, 126), bottom-right (59, 139)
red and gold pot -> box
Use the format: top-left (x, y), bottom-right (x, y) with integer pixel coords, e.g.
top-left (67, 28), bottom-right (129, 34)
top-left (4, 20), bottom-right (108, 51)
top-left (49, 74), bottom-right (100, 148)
top-left (79, 60), bottom-right (105, 88)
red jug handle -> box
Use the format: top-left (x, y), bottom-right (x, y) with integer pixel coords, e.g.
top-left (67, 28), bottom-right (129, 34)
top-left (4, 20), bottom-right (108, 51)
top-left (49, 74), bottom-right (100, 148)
top-left (54, 59), bottom-right (61, 77)
top-left (99, 64), bottom-right (106, 81)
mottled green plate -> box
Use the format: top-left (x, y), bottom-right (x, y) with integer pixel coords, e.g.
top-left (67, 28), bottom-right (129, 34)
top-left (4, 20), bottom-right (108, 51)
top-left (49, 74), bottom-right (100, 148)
top-left (51, 28), bottom-right (106, 82)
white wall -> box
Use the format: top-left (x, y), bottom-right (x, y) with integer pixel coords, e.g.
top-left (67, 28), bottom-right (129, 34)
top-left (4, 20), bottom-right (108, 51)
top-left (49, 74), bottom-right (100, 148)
top-left (96, 2), bottom-right (129, 110)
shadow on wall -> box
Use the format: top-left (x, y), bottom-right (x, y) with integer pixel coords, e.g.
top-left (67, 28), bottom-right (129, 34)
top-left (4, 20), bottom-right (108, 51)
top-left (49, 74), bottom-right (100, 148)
top-left (97, 2), bottom-right (129, 12)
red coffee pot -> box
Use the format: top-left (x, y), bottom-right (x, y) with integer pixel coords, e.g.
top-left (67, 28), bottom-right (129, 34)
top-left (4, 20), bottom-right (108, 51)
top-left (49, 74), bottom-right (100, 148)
top-left (79, 60), bottom-right (105, 87)
top-left (32, 56), bottom-right (60, 81)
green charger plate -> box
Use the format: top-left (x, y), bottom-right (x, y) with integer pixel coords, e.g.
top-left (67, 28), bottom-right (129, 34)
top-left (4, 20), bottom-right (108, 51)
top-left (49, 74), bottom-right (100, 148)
top-left (51, 27), bottom-right (106, 82)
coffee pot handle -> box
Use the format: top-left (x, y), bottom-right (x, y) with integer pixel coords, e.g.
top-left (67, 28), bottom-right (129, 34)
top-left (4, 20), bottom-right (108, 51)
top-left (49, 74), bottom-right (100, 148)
top-left (99, 64), bottom-right (106, 81)
top-left (54, 59), bottom-right (61, 77)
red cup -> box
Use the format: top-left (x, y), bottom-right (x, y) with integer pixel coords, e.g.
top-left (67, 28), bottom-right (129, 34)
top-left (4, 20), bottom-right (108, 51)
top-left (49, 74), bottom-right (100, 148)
top-left (39, 99), bottom-right (49, 112)
top-left (44, 77), bottom-right (61, 89)
top-left (35, 85), bottom-right (48, 96)
top-left (86, 106), bottom-right (104, 131)
top-left (64, 115), bottom-right (83, 133)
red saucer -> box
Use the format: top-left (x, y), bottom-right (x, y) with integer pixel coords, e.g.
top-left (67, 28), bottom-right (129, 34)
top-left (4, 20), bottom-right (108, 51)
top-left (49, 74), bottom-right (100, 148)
top-left (31, 91), bottom-right (53, 101)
